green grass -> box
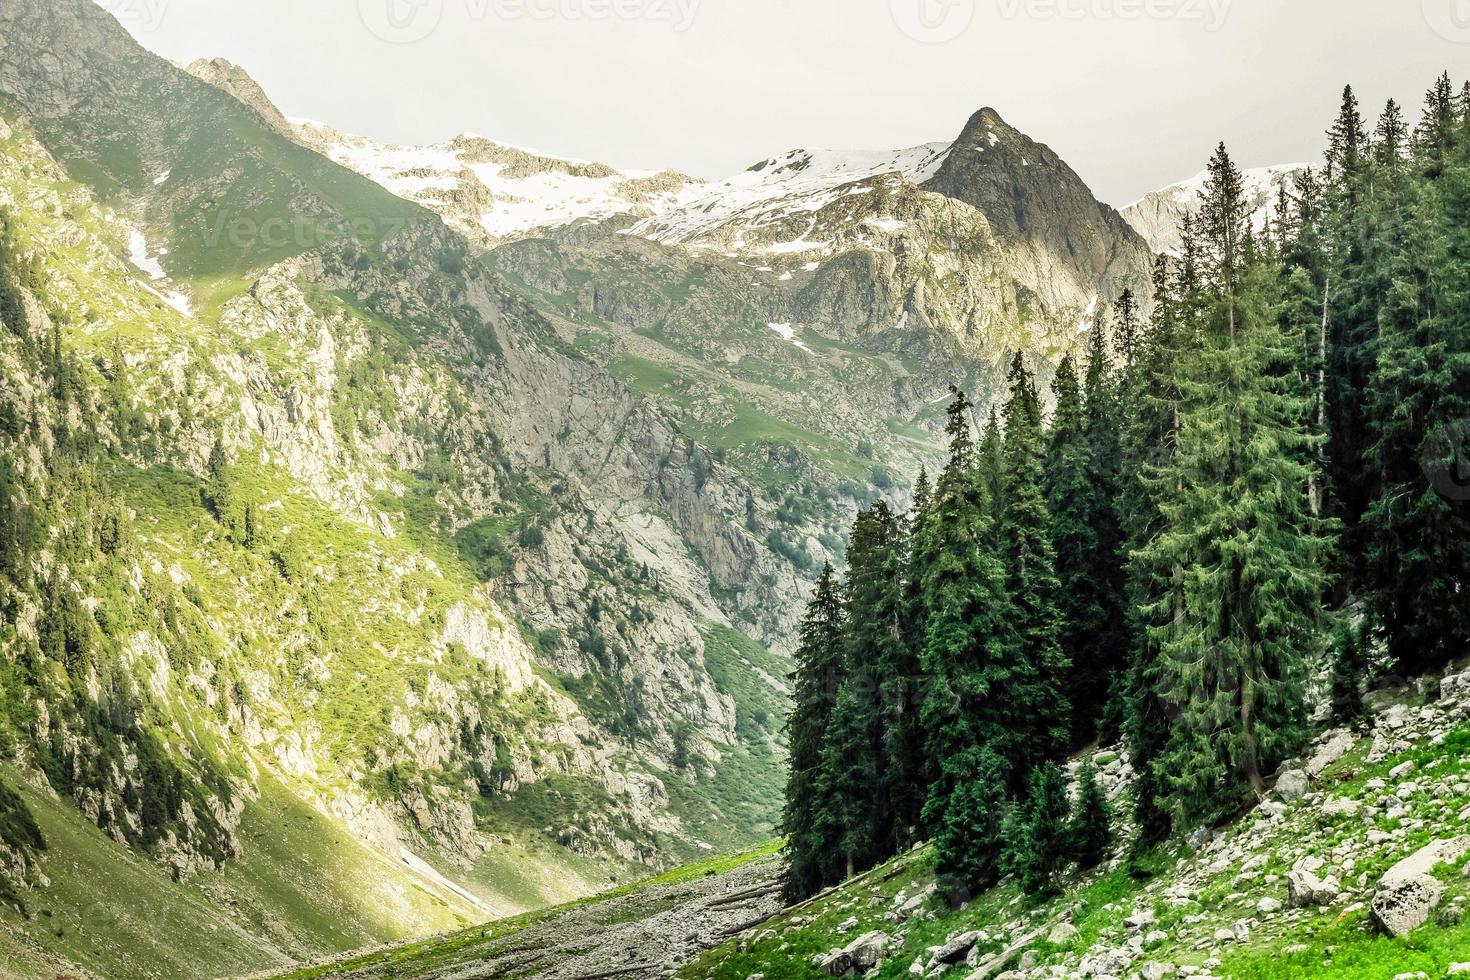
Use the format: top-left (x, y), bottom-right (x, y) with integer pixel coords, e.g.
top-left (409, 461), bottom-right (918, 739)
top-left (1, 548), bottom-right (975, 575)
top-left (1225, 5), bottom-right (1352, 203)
top-left (272, 839), bottom-right (783, 979)
top-left (0, 767), bottom-right (479, 980)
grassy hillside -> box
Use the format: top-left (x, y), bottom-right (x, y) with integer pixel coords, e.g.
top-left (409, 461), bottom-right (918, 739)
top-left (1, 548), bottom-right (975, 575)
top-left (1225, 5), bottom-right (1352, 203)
top-left (681, 678), bottom-right (1470, 980)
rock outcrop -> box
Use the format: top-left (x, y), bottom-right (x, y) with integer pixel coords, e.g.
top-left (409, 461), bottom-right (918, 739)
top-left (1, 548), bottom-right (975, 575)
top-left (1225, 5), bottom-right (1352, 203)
top-left (1371, 837), bottom-right (1470, 937)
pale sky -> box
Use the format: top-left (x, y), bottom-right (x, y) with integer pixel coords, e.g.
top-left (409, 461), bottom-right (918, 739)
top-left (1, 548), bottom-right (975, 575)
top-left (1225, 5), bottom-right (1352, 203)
top-left (102, 0), bottom-right (1470, 205)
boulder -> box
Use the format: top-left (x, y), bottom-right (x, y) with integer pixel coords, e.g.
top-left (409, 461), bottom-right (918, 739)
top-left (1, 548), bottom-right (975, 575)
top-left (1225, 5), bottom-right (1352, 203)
top-left (1124, 909), bottom-right (1157, 931)
top-left (1322, 797), bottom-right (1362, 820)
top-left (1257, 896), bottom-right (1283, 915)
top-left (1306, 730), bottom-right (1356, 776)
top-left (1372, 837), bottom-right (1470, 937)
top-left (1140, 964), bottom-right (1176, 980)
top-left (1275, 769), bottom-right (1310, 802)
top-left (818, 949), bottom-right (853, 977)
top-left (1287, 868), bottom-right (1340, 908)
top-left (842, 931), bottom-right (889, 971)
top-left (1047, 921), bottom-right (1079, 944)
top-left (1390, 760), bottom-right (1417, 780)
top-left (836, 916), bottom-right (859, 934)
top-left (932, 930), bottom-right (981, 965)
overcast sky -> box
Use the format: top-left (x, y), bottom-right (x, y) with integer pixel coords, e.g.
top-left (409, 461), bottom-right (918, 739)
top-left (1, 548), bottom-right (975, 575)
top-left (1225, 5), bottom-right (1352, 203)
top-left (103, 0), bottom-right (1470, 205)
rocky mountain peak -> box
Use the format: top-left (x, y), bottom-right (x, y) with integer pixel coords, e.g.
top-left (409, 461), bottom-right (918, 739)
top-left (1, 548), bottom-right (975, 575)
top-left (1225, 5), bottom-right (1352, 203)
top-left (183, 57), bottom-right (295, 138)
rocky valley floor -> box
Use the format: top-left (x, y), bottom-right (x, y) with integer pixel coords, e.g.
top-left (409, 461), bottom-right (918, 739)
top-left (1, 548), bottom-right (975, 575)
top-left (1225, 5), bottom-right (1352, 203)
top-left (267, 843), bottom-right (785, 980)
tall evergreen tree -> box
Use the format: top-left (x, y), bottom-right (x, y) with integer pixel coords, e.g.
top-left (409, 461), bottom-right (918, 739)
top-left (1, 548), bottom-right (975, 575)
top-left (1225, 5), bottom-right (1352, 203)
top-left (782, 564), bottom-right (846, 901)
top-left (842, 503), bottom-right (909, 853)
top-left (1362, 139), bottom-right (1470, 674)
top-left (1139, 146), bottom-right (1331, 827)
top-left (1006, 762), bottom-right (1071, 897)
top-left (1000, 354), bottom-right (1069, 770)
top-left (1415, 72), bottom-right (1460, 176)
top-left (918, 389), bottom-right (1019, 887)
top-left (205, 437), bottom-right (232, 521)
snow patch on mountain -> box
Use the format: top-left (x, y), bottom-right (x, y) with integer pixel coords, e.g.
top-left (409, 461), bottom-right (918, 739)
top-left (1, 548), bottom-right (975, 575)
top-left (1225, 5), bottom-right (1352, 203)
top-left (1122, 163), bottom-right (1315, 255)
top-left (767, 322), bottom-right (814, 354)
top-left (299, 123), bottom-right (703, 244)
top-left (630, 143), bottom-right (951, 248)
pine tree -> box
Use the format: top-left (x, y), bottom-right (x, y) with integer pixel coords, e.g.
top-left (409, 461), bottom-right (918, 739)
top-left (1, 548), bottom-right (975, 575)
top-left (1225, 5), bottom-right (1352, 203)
top-left (918, 388), bottom-right (1019, 886)
top-left (1070, 759), bottom-right (1114, 870)
top-left (1120, 254), bottom-right (1185, 849)
top-left (1114, 288), bottom-right (1142, 372)
top-left (1415, 72), bottom-right (1460, 176)
top-left (242, 501), bottom-right (260, 550)
top-left (1325, 85), bottom-right (1368, 205)
top-left (841, 503), bottom-right (906, 854)
top-left (1082, 323), bottom-right (1131, 741)
top-left (1139, 145), bottom-right (1331, 827)
top-left (1362, 139), bottom-right (1470, 675)
top-left (782, 564), bottom-right (846, 902)
top-left (934, 747), bottom-right (1009, 894)
top-left (1374, 99), bottom-right (1409, 172)
top-left (815, 677), bottom-right (877, 880)
top-left (1328, 617), bottom-right (1373, 730)
top-left (1008, 762), bottom-right (1071, 897)
top-left (1000, 354), bottom-right (1069, 770)
top-left (205, 437), bottom-right (232, 521)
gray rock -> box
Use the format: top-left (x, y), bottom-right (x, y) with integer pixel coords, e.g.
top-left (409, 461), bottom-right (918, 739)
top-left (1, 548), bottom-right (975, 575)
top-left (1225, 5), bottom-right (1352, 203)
top-left (1287, 868), bottom-right (1340, 908)
top-left (1390, 760), bottom-right (1417, 780)
top-left (1322, 797), bottom-right (1362, 820)
top-left (1140, 964), bottom-right (1176, 980)
top-left (931, 930), bottom-right (981, 965)
top-left (842, 931), bottom-right (890, 971)
top-left (1047, 921), bottom-right (1079, 944)
top-left (818, 949), bottom-right (854, 976)
top-left (1372, 837), bottom-right (1470, 937)
top-left (1125, 909), bottom-right (1157, 931)
top-left (1276, 769), bottom-right (1310, 802)
top-left (1307, 730), bottom-right (1356, 777)
top-left (1257, 896), bottom-right (1282, 914)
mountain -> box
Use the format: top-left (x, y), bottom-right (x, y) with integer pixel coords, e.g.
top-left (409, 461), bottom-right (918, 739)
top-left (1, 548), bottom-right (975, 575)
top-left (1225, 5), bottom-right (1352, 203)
top-left (0, 3), bottom-right (1159, 976)
top-left (1122, 162), bottom-right (1314, 254)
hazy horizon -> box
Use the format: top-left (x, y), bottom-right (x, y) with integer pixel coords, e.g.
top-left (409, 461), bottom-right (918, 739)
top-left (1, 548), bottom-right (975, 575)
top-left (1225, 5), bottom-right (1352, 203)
top-left (101, 0), bottom-right (1470, 204)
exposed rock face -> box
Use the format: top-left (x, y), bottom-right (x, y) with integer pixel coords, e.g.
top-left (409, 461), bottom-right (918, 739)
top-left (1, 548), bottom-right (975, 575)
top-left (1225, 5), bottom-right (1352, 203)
top-left (1121, 163), bottom-right (1311, 255)
top-left (182, 57), bottom-right (296, 137)
top-left (1371, 837), bottom-right (1470, 937)
top-left (924, 107), bottom-right (1152, 314)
